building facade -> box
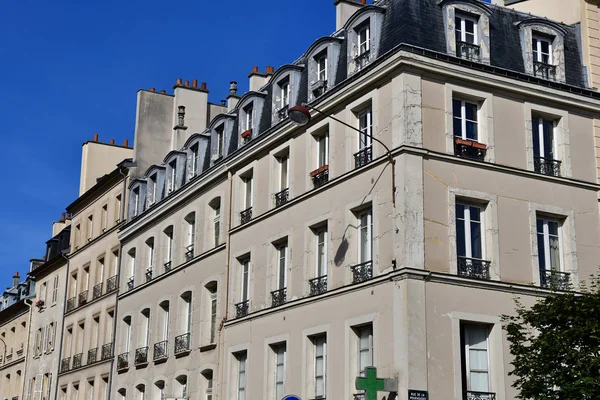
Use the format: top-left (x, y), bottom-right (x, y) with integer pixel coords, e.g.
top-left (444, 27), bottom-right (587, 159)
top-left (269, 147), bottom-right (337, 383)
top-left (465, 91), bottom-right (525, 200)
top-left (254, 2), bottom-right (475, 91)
top-left (109, 1), bottom-right (600, 400)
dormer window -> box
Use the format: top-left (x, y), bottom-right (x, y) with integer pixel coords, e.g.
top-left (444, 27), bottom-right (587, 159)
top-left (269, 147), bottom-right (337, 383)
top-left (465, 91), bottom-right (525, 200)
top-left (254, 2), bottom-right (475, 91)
top-left (132, 187), bottom-right (140, 217)
top-left (441, 2), bottom-right (490, 64)
top-left (455, 13), bottom-right (480, 61)
top-left (356, 22), bottom-right (371, 69)
top-left (168, 160), bottom-right (177, 194)
top-left (190, 144), bottom-right (199, 177)
top-left (317, 54), bottom-right (327, 82)
top-left (532, 34), bottom-right (556, 80)
top-left (148, 174), bottom-right (157, 205)
top-left (244, 104), bottom-right (253, 132)
top-left (517, 19), bottom-right (566, 82)
top-left (280, 80), bottom-right (290, 108)
top-left (216, 125), bottom-right (225, 159)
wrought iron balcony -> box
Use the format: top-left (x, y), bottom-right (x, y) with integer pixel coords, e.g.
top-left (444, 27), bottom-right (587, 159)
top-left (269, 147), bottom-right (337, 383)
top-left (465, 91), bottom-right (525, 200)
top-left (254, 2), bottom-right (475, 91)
top-left (271, 288), bottom-right (287, 307)
top-left (533, 61), bottom-right (557, 80)
top-left (145, 268), bottom-right (153, 282)
top-left (185, 245), bottom-right (194, 261)
top-left (540, 269), bottom-right (570, 291)
top-left (66, 297), bottom-right (76, 313)
top-left (127, 278), bottom-right (134, 291)
top-left (164, 261), bottom-right (172, 273)
top-left (153, 340), bottom-right (168, 361)
top-left (275, 188), bottom-right (289, 207)
top-left (278, 105), bottom-right (289, 120)
top-left (174, 333), bottom-right (191, 355)
top-left (72, 352), bottom-right (83, 369)
top-left (106, 275), bottom-right (117, 293)
top-left (351, 261), bottom-right (373, 283)
top-left (534, 156), bottom-right (561, 177)
top-left (454, 138), bottom-right (487, 161)
top-left (101, 343), bottom-right (112, 360)
top-left (309, 275), bottom-right (328, 296)
top-left (458, 257), bottom-right (491, 280)
top-left (134, 346), bottom-right (149, 366)
top-left (78, 291), bottom-right (88, 307)
top-left (116, 352), bottom-right (129, 370)
top-left (11, 396), bottom-right (18, 400)
top-left (92, 282), bottom-right (103, 300)
top-left (235, 300), bottom-right (249, 318)
top-left (354, 146), bottom-right (373, 169)
top-left (60, 357), bottom-right (71, 373)
top-left (312, 167), bottom-right (329, 188)
top-left (87, 348), bottom-right (97, 364)
top-left (355, 49), bottom-right (371, 69)
top-left (240, 207), bottom-right (253, 225)
top-left (465, 391), bottom-right (496, 400)
top-left (457, 41), bottom-right (481, 61)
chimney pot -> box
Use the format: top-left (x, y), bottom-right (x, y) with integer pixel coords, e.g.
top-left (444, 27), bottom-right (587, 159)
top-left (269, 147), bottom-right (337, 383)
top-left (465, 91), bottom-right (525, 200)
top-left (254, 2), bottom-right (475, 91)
top-left (266, 66), bottom-right (274, 74)
top-left (93, 133), bottom-right (99, 142)
top-left (124, 139), bottom-right (129, 147)
top-left (360, 0), bottom-right (366, 3)
top-left (184, 80), bottom-right (189, 87)
top-left (150, 88), bottom-right (155, 92)
top-left (252, 66), bottom-right (259, 73)
top-left (229, 81), bottom-right (238, 95)
top-left (61, 213), bottom-right (66, 222)
top-left (221, 100), bottom-right (226, 106)
top-left (110, 139), bottom-right (115, 145)
top-left (201, 82), bottom-right (207, 90)
top-left (160, 90), bottom-right (166, 94)
top-left (12, 272), bottom-right (19, 287)
top-left (176, 78), bottom-right (182, 86)
top-left (192, 79), bottom-right (198, 88)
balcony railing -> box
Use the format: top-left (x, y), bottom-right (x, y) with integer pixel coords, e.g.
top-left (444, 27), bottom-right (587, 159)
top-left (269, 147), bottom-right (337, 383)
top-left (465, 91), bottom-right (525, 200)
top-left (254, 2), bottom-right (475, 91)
top-left (61, 357), bottom-right (71, 373)
top-left (309, 275), bottom-right (328, 296)
top-left (185, 245), bottom-right (194, 261)
top-left (355, 50), bottom-right (371, 70)
top-left (534, 156), bottom-right (561, 177)
top-left (457, 257), bottom-right (491, 280)
top-left (540, 269), bottom-right (570, 291)
top-left (235, 300), bottom-right (249, 318)
top-left (533, 61), bottom-right (557, 80)
top-left (87, 348), bottom-right (97, 364)
top-left (134, 347), bottom-right (149, 366)
top-left (92, 282), bottom-right (103, 300)
top-left (277, 105), bottom-right (289, 120)
top-left (72, 352), bottom-right (83, 369)
top-left (66, 297), bottom-right (76, 313)
top-left (240, 207), bottom-right (253, 225)
top-left (457, 41), bottom-right (481, 61)
top-left (174, 333), bottom-right (191, 355)
top-left (351, 261), bottom-right (373, 283)
top-left (271, 288), bottom-right (287, 307)
top-left (354, 146), bottom-right (373, 169)
top-left (116, 352), bottom-right (129, 370)
top-left (145, 268), bottom-right (153, 282)
top-left (275, 188), bottom-right (290, 207)
top-left (153, 340), bottom-right (168, 361)
top-left (454, 138), bottom-right (487, 161)
top-left (78, 291), bottom-right (88, 307)
top-left (312, 167), bottom-right (329, 188)
top-left (106, 275), bottom-right (117, 293)
top-left (127, 278), bottom-right (134, 291)
top-left (465, 391), bottom-right (496, 400)
top-left (101, 343), bottom-right (112, 360)
top-left (164, 261), bottom-right (172, 273)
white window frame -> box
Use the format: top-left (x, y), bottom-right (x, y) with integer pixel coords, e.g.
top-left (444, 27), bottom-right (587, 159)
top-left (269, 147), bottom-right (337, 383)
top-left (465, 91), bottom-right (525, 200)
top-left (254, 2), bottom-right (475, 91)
top-left (314, 335), bottom-right (327, 399)
top-left (317, 54), bottom-right (327, 82)
top-left (532, 34), bottom-right (553, 64)
top-left (456, 202), bottom-right (485, 261)
top-left (237, 352), bottom-right (247, 400)
top-left (280, 81), bottom-right (290, 109)
top-left (357, 24), bottom-right (370, 55)
top-left (356, 324), bottom-right (374, 377)
top-left (214, 204), bottom-right (221, 247)
top-left (279, 156), bottom-right (289, 192)
top-left (168, 160), bottom-right (177, 193)
top-left (462, 324), bottom-right (492, 394)
top-left (277, 244), bottom-right (288, 291)
top-left (132, 188), bottom-right (140, 216)
top-left (316, 228), bottom-right (328, 278)
top-left (244, 104), bottom-right (254, 132)
top-left (243, 176), bottom-right (253, 210)
top-left (453, 99), bottom-right (480, 141)
top-left (357, 108), bottom-right (373, 150)
top-left (358, 210), bottom-right (373, 264)
top-left (455, 13), bottom-right (478, 44)
top-left (52, 276), bottom-right (59, 304)
top-left (273, 344), bottom-right (287, 400)
top-left (532, 116), bottom-right (557, 160)
top-left (536, 217), bottom-right (563, 272)
top-left (241, 259), bottom-right (251, 302)
top-left (210, 289), bottom-right (217, 343)
top-left (191, 144), bottom-right (199, 176)
top-left (317, 131), bottom-right (329, 168)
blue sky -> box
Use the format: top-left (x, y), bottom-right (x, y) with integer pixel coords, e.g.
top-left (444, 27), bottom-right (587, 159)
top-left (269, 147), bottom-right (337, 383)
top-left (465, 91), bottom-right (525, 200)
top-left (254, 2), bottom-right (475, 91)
top-left (0, 0), bottom-right (335, 289)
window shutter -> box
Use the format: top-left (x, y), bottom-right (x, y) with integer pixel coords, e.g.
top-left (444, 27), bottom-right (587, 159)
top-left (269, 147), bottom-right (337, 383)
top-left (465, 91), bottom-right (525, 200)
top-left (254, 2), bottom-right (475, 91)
top-left (45, 374), bottom-right (52, 400)
top-left (26, 378), bottom-right (34, 400)
top-left (42, 326), bottom-right (48, 354)
top-left (33, 374), bottom-right (43, 400)
top-left (52, 276), bottom-right (59, 303)
top-left (50, 323), bottom-right (56, 351)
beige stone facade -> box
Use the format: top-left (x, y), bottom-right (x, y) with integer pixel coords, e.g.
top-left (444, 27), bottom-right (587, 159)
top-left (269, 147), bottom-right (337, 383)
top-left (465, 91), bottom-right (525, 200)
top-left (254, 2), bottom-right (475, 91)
top-left (0, 304), bottom-right (30, 400)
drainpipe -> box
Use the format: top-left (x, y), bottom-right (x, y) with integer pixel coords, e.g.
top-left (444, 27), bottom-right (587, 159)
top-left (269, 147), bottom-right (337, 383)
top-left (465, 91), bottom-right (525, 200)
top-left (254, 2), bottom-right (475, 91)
top-left (54, 250), bottom-right (70, 400)
top-left (21, 298), bottom-right (34, 398)
top-left (0, 337), bottom-right (6, 368)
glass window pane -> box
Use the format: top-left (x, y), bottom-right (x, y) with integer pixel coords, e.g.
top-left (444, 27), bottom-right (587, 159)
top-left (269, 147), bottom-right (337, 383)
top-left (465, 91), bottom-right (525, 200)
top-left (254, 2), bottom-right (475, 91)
top-left (470, 221), bottom-right (482, 259)
top-left (469, 348), bottom-right (489, 369)
top-left (453, 99), bottom-right (462, 118)
top-left (465, 103), bottom-right (477, 122)
top-left (537, 232), bottom-right (546, 269)
top-left (469, 371), bottom-right (490, 392)
top-left (453, 117), bottom-right (462, 137)
top-left (469, 206), bottom-right (481, 222)
top-left (549, 235), bottom-right (560, 271)
top-left (466, 121), bottom-right (477, 140)
top-left (456, 219), bottom-right (466, 257)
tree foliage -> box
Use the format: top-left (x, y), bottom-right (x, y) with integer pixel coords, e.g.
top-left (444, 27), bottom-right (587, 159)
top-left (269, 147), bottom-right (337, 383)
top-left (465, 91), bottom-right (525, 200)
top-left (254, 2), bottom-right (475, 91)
top-left (502, 278), bottom-right (600, 400)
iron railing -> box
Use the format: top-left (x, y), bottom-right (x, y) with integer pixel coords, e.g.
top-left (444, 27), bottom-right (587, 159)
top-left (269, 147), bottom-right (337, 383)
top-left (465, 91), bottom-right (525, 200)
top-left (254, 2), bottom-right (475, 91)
top-left (127, 278), bottom-right (134, 291)
top-left (354, 146), bottom-right (373, 168)
top-left (235, 300), bottom-right (249, 318)
top-left (271, 288), bottom-right (287, 307)
top-left (87, 348), bottom-right (97, 364)
top-left (540, 269), bottom-right (570, 291)
top-left (312, 169), bottom-right (329, 188)
top-left (164, 261), bottom-right (172, 273)
top-left (454, 140), bottom-right (486, 161)
top-left (61, 357), bottom-right (70, 373)
top-left (92, 282), bottom-right (103, 300)
top-left (351, 261), bottom-right (373, 283)
top-left (355, 50), bottom-right (371, 69)
top-left (185, 245), bottom-right (194, 261)
top-left (153, 340), bottom-right (168, 361)
top-left (240, 207), bottom-right (253, 225)
top-left (134, 347), bottom-right (149, 366)
top-left (457, 41), bottom-right (481, 61)
top-left (534, 156), bottom-right (561, 176)
top-left (72, 353), bottom-right (83, 369)
top-left (106, 275), bottom-right (117, 293)
top-left (101, 343), bottom-right (112, 360)
top-left (278, 105), bottom-right (289, 120)
top-left (533, 61), bottom-right (557, 80)
top-left (145, 268), bottom-right (153, 282)
top-left (174, 333), bottom-right (191, 355)
top-left (309, 275), bottom-right (328, 296)
top-left (78, 291), bottom-right (88, 307)
top-left (66, 297), bottom-right (76, 313)
top-left (457, 257), bottom-right (491, 280)
top-left (117, 352), bottom-right (129, 370)
top-left (465, 391), bottom-right (496, 400)
top-left (275, 188), bottom-right (289, 207)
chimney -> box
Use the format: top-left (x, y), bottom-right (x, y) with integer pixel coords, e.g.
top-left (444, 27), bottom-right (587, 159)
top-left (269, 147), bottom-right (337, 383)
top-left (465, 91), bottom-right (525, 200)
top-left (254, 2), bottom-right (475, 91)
top-left (227, 81), bottom-right (240, 111)
top-left (150, 88), bottom-right (155, 92)
top-left (160, 90), bottom-right (166, 94)
top-left (220, 100), bottom-right (227, 106)
top-left (110, 138), bottom-right (115, 145)
top-left (93, 133), bottom-right (99, 142)
top-left (249, 66), bottom-right (270, 92)
top-left (12, 272), bottom-right (19, 288)
top-left (266, 66), bottom-right (275, 75)
top-left (335, 0), bottom-right (365, 31)
top-left (124, 139), bottom-right (129, 147)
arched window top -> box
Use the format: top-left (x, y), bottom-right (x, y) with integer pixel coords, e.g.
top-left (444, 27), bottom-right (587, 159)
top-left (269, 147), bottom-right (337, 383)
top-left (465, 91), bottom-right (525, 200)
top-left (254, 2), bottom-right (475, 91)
top-left (438, 0), bottom-right (492, 16)
top-left (162, 150), bottom-right (187, 165)
top-left (236, 91), bottom-right (267, 112)
top-left (184, 211), bottom-right (196, 222)
top-left (143, 164), bottom-right (165, 179)
top-left (208, 113), bottom-right (236, 131)
top-left (343, 4), bottom-right (385, 31)
top-left (205, 280), bottom-right (218, 292)
top-left (141, 308), bottom-right (150, 317)
top-left (515, 18), bottom-right (568, 36)
top-left (268, 64), bottom-right (304, 87)
top-left (180, 290), bottom-right (192, 300)
top-left (123, 315), bottom-right (131, 323)
top-left (163, 225), bottom-right (174, 234)
top-left (303, 36), bottom-right (343, 60)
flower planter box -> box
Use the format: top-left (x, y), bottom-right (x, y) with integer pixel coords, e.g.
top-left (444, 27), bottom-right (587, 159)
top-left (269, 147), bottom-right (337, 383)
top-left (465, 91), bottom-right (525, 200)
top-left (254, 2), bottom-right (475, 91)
top-left (454, 137), bottom-right (487, 150)
top-left (310, 164), bottom-right (329, 177)
top-left (241, 129), bottom-right (252, 139)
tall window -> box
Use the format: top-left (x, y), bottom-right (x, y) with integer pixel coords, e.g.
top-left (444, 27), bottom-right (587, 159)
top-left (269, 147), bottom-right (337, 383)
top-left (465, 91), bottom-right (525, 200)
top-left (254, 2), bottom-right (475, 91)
top-left (356, 324), bottom-right (373, 377)
top-left (453, 99), bottom-right (479, 141)
top-left (52, 275), bottom-right (59, 304)
top-left (181, 292), bottom-right (192, 335)
top-left (123, 316), bottom-right (131, 352)
top-left (279, 156), bottom-right (289, 192)
top-left (243, 175), bottom-right (253, 210)
top-left (216, 125), bottom-right (225, 159)
top-left (202, 370), bottom-right (214, 400)
top-left (168, 160), bottom-right (177, 193)
top-left (87, 215), bottom-right (93, 241)
top-left (115, 194), bottom-right (122, 223)
top-left (164, 226), bottom-right (173, 265)
top-left (141, 309), bottom-right (150, 347)
top-left (213, 202), bottom-right (221, 246)
top-left (537, 217), bottom-right (561, 272)
top-left (280, 80), bottom-right (290, 109)
top-left (101, 204), bottom-right (108, 231)
top-left (191, 144), bottom-right (200, 176)
top-left (145, 238), bottom-right (154, 272)
top-left (317, 131), bottom-right (329, 168)
top-left (132, 187), bottom-right (140, 217)
top-left (358, 210), bottom-right (373, 264)
top-left (272, 343), bottom-right (286, 400)
top-left (87, 380), bottom-right (94, 400)
top-left (241, 259), bottom-right (250, 303)
top-left (313, 335), bottom-right (327, 399)
top-left (153, 381), bottom-right (165, 400)
top-left (207, 283), bottom-right (218, 344)
top-left (148, 174), bottom-right (157, 205)
top-left (276, 243), bottom-right (288, 291)
top-left (185, 213), bottom-right (196, 259)
top-left (532, 116), bottom-right (558, 171)
top-left (236, 351), bottom-right (248, 400)
top-left (317, 54), bottom-right (327, 82)
top-left (533, 35), bottom-right (552, 64)
top-left (455, 13), bottom-right (477, 44)
top-left (159, 301), bottom-right (169, 341)
top-left (316, 228), bottom-right (328, 278)
top-left (357, 24), bottom-right (370, 55)
top-left (127, 248), bottom-right (136, 283)
top-left (244, 103), bottom-right (254, 132)
top-left (456, 203), bottom-right (483, 261)
top-left (461, 324), bottom-right (492, 397)
top-left (136, 384), bottom-right (145, 400)
top-left (357, 108), bottom-right (373, 150)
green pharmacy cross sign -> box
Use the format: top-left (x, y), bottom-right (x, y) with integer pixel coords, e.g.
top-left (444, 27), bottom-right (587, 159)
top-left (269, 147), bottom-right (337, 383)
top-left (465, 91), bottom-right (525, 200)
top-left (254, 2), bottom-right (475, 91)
top-left (355, 367), bottom-right (398, 400)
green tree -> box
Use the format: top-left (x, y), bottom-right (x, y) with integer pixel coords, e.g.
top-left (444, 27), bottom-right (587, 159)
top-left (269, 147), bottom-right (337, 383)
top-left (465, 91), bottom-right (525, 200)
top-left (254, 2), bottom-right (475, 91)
top-left (503, 278), bottom-right (600, 400)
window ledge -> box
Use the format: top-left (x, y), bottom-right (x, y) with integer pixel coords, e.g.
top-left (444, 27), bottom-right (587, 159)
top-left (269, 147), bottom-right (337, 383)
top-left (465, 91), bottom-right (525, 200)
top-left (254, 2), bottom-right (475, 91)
top-left (199, 343), bottom-right (217, 352)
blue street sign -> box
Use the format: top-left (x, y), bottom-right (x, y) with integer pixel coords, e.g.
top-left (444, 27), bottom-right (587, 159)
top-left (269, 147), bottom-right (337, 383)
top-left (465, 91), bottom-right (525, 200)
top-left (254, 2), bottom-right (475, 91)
top-left (282, 395), bottom-right (301, 400)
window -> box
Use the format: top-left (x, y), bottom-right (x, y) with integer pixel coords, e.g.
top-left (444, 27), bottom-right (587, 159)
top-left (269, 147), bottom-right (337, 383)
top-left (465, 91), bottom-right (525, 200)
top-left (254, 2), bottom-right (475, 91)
top-left (136, 384), bottom-right (145, 400)
top-left (216, 125), bottom-right (225, 159)
top-left (317, 54), bottom-right (327, 82)
top-left (244, 103), bottom-right (254, 132)
top-left (461, 324), bottom-right (492, 398)
top-left (191, 144), bottom-right (200, 176)
top-left (316, 227), bottom-right (328, 278)
top-left (145, 239), bottom-right (154, 280)
top-left (115, 194), bottom-right (122, 223)
top-left (176, 375), bottom-right (188, 399)
top-left (75, 224), bottom-right (81, 248)
top-left (533, 35), bottom-right (552, 64)
top-left (317, 131), bottom-right (329, 168)
top-left (141, 309), bottom-right (150, 347)
top-left (278, 156), bottom-right (289, 192)
top-left (87, 215), bottom-right (93, 241)
top-left (532, 116), bottom-right (560, 176)
top-left (355, 324), bottom-right (373, 377)
top-left (153, 381), bottom-right (165, 400)
top-left (202, 370), bottom-right (214, 400)
top-left (40, 282), bottom-right (48, 303)
top-left (236, 351), bottom-right (248, 400)
top-left (87, 380), bottom-right (95, 400)
top-left (357, 23), bottom-right (370, 55)
top-left (48, 322), bottom-right (56, 351)
top-left (313, 335), bottom-right (327, 399)
top-left (168, 160), bottom-right (177, 193)
top-left (357, 108), bottom-right (372, 150)
top-left (45, 373), bottom-right (52, 400)
top-left (455, 13), bottom-right (477, 44)
top-left (185, 213), bottom-right (196, 260)
top-left (164, 226), bottom-right (173, 266)
top-left (537, 217), bottom-right (561, 273)
top-left (276, 243), bottom-right (288, 291)
top-left (206, 283), bottom-right (218, 344)
top-left (456, 203), bottom-right (484, 261)
top-left (272, 343), bottom-right (286, 400)
top-left (213, 201), bottom-right (221, 246)
top-left (358, 210), bottom-right (372, 264)
top-left (241, 173), bottom-right (253, 224)
top-left (181, 291), bottom-right (192, 335)
top-left (101, 204), bottom-right (108, 231)
top-left (132, 187), bottom-right (140, 217)
top-left (159, 301), bottom-right (169, 341)
top-left (453, 99), bottom-right (479, 141)
top-left (148, 174), bottom-right (158, 205)
top-left (279, 79), bottom-right (290, 110)
top-left (241, 259), bottom-right (250, 303)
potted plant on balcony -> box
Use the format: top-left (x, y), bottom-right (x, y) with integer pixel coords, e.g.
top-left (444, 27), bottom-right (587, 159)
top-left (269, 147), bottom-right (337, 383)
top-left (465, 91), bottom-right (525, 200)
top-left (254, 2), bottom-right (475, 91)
top-left (35, 299), bottom-right (45, 309)
top-left (241, 129), bottom-right (252, 139)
